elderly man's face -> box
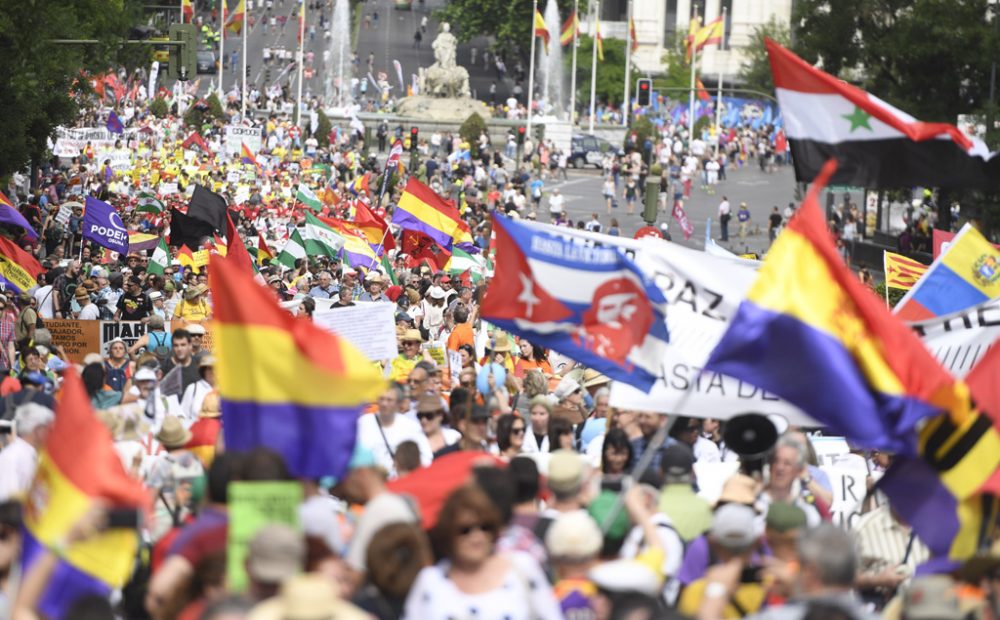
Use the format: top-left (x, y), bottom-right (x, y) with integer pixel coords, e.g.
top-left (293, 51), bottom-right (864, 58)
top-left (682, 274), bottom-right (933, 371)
top-left (319, 273), bottom-right (332, 287)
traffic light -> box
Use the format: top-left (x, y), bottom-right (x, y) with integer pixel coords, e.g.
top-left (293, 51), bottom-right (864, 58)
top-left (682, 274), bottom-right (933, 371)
top-left (516, 126), bottom-right (526, 146)
top-left (636, 78), bottom-right (652, 107)
top-left (409, 127), bottom-right (419, 152)
top-left (167, 23), bottom-right (198, 81)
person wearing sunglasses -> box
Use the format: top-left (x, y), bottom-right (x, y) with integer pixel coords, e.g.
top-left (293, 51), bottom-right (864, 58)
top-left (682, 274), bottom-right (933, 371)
top-left (403, 485), bottom-right (561, 619)
top-left (495, 413), bottom-right (526, 460)
top-left (415, 394), bottom-right (459, 454)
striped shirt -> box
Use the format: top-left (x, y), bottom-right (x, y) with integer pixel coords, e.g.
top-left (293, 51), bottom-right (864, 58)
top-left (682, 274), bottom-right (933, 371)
top-left (853, 504), bottom-right (930, 578)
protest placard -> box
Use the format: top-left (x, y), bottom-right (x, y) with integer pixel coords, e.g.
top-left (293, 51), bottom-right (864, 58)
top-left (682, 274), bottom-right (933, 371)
top-left (313, 302), bottom-right (398, 361)
top-left (226, 481), bottom-right (303, 592)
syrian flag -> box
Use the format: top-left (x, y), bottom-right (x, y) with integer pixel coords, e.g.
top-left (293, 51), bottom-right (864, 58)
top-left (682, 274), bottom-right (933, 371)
top-left (767, 39), bottom-right (1000, 190)
top-left (147, 237), bottom-right (170, 275)
top-left (296, 184), bottom-right (323, 211)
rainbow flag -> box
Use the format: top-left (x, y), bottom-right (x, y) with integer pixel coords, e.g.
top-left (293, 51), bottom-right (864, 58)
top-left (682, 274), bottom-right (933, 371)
top-left (209, 253), bottom-right (385, 478)
top-left (394, 178), bottom-right (469, 252)
top-left (894, 223), bottom-right (1000, 321)
top-left (21, 371), bottom-right (149, 619)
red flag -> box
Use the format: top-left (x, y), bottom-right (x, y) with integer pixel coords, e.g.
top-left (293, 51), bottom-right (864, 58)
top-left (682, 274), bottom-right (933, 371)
top-left (354, 201), bottom-right (395, 251)
top-left (696, 78), bottom-right (711, 102)
top-left (966, 345), bottom-right (1000, 494)
top-left (182, 131), bottom-right (213, 155)
top-left (224, 213), bottom-right (255, 273)
top-left (401, 229), bottom-right (450, 270)
top-left (387, 451), bottom-right (504, 529)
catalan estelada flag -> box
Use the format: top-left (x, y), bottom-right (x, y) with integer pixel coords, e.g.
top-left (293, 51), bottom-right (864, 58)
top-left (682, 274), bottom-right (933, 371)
top-left (21, 371), bottom-right (149, 619)
top-left (0, 236), bottom-right (44, 293)
top-left (394, 178), bottom-right (467, 252)
top-left (883, 251), bottom-right (928, 290)
top-left (240, 142), bottom-right (260, 170)
top-left (705, 160), bottom-right (973, 454)
top-left (210, 253), bottom-right (385, 478)
top-left (894, 223), bottom-right (1000, 321)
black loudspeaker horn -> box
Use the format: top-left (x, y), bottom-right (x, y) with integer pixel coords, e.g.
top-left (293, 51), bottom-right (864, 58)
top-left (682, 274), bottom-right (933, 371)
top-left (723, 413), bottom-right (779, 458)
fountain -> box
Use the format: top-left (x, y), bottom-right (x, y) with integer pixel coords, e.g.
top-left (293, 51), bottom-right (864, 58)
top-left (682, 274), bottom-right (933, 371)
top-left (396, 23), bottom-right (491, 121)
top-left (326, 0), bottom-right (352, 110)
top-left (538, 0), bottom-right (565, 118)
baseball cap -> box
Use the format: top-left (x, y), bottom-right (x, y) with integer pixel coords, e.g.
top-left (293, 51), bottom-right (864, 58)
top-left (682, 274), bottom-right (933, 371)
top-left (710, 503), bottom-right (758, 551)
top-left (134, 367), bottom-right (157, 382)
top-left (545, 511), bottom-right (602, 560)
top-left (765, 502), bottom-right (807, 533)
top-left (187, 323), bottom-right (207, 335)
top-left (589, 559), bottom-right (661, 598)
top-left (660, 443), bottom-right (695, 478)
top-left (246, 524), bottom-right (305, 584)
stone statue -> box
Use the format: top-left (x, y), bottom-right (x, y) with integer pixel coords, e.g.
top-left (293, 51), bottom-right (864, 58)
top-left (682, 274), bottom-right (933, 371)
top-left (417, 22), bottom-right (470, 99)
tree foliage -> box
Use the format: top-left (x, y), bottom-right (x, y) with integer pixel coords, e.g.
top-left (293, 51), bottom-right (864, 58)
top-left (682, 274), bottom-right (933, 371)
top-left (737, 16), bottom-right (790, 97)
top-left (435, 0), bottom-right (531, 55)
top-left (792, 0), bottom-right (998, 123)
top-left (459, 113), bottom-right (487, 155)
top-left (183, 92), bottom-right (226, 128)
top-left (0, 0), bottom-right (143, 179)
top-left (567, 35), bottom-right (639, 108)
top-left (315, 109), bottom-right (332, 147)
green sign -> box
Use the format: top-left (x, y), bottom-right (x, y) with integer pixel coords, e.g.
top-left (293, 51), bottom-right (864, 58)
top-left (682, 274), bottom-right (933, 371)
top-left (226, 481), bottom-right (303, 592)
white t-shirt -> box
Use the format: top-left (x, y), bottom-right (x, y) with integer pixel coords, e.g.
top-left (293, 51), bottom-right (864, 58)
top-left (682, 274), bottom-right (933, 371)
top-left (34, 285), bottom-right (56, 319)
top-left (620, 512), bottom-right (686, 605)
top-left (0, 437), bottom-right (38, 501)
top-left (403, 551), bottom-right (562, 620)
top-left (548, 193), bottom-right (565, 214)
top-left (356, 413), bottom-right (433, 476)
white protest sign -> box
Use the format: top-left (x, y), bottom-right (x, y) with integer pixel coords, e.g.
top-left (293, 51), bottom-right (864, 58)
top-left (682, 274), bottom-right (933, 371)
top-left (693, 461), bottom-right (741, 504)
top-left (609, 237), bottom-right (817, 427)
top-left (448, 349), bottom-right (462, 387)
top-left (55, 204), bottom-right (74, 226)
top-left (52, 127), bottom-right (138, 158)
top-left (224, 125), bottom-right (263, 157)
top-left (911, 297), bottom-right (1000, 377)
top-left (810, 436), bottom-right (867, 471)
top-left (821, 466), bottom-right (868, 529)
top-left (313, 302), bottom-right (398, 361)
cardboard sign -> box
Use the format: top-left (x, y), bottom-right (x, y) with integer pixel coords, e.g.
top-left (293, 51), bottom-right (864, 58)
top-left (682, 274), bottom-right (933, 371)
top-left (224, 125), bottom-right (263, 157)
top-left (226, 481), bottom-right (303, 592)
top-left (45, 319), bottom-right (215, 363)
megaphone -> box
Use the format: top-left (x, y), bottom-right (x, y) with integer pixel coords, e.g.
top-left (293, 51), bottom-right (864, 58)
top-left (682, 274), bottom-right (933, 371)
top-left (723, 413), bottom-right (779, 459)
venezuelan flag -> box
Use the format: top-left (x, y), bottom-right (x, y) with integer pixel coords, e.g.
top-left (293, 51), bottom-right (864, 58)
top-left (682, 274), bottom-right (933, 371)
top-left (210, 253), bottom-right (384, 478)
top-left (894, 223), bottom-right (1000, 321)
top-left (0, 236), bottom-right (43, 293)
top-left (705, 160), bottom-right (973, 454)
top-left (22, 371), bottom-right (149, 619)
top-left (394, 178), bottom-right (466, 252)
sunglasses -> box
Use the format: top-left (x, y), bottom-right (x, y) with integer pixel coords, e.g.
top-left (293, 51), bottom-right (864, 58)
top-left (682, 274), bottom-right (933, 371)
top-left (458, 522), bottom-right (496, 537)
top-left (417, 411), bottom-right (443, 421)
top-left (511, 427), bottom-right (525, 435)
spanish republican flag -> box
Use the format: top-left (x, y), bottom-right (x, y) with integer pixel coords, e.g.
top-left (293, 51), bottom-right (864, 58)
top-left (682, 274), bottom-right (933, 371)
top-left (209, 253), bottom-right (385, 479)
top-left (560, 10), bottom-right (579, 47)
top-left (595, 19), bottom-right (604, 62)
top-left (883, 251), bottom-right (928, 290)
top-left (241, 142), bottom-right (260, 170)
top-left (225, 0), bottom-right (246, 35)
top-left (629, 17), bottom-right (638, 52)
top-left (0, 189), bottom-right (14, 208)
top-left (21, 371), bottom-right (149, 619)
top-left (181, 0), bottom-right (193, 22)
top-left (0, 236), bottom-right (44, 294)
top-left (534, 10), bottom-right (550, 53)
top-left (354, 200), bottom-right (396, 251)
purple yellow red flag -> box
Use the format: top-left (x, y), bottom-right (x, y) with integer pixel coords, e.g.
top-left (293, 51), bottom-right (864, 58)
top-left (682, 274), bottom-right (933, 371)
top-left (209, 253), bottom-right (384, 479)
top-left (21, 371), bottom-right (149, 619)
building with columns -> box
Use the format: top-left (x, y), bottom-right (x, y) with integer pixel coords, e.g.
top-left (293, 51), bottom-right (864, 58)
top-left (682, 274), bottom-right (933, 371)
top-left (580, 0), bottom-right (793, 83)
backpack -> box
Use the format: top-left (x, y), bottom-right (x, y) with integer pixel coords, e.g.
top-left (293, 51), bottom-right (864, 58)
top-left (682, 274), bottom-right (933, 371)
top-left (148, 331), bottom-right (172, 365)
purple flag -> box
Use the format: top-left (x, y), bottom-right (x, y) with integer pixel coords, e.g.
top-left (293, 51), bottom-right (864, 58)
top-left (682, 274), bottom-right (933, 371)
top-left (106, 110), bottom-right (124, 134)
top-left (0, 205), bottom-right (38, 240)
top-left (83, 196), bottom-right (129, 254)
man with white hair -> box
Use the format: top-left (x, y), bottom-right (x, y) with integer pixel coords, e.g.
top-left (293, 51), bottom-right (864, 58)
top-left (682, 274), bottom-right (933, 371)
top-left (0, 403), bottom-right (55, 500)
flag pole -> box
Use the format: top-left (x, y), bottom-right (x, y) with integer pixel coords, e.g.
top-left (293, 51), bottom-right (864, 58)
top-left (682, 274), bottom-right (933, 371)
top-left (241, 0), bottom-right (248, 119)
top-left (295, 1), bottom-right (306, 126)
top-left (714, 6), bottom-right (726, 157)
top-left (621, 0), bottom-right (632, 127)
top-left (568, 0), bottom-right (579, 125)
top-left (527, 0), bottom-right (539, 135)
top-left (883, 251), bottom-right (891, 308)
top-left (588, 0), bottom-right (599, 133)
top-left (687, 10), bottom-right (698, 150)
top-left (218, 0), bottom-right (226, 101)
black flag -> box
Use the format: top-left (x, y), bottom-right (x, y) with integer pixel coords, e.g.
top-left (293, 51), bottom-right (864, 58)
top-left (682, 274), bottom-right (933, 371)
top-left (168, 209), bottom-right (215, 249)
top-left (187, 184), bottom-right (228, 232)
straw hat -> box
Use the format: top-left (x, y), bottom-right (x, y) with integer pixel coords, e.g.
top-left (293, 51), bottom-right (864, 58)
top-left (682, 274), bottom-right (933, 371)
top-left (184, 283), bottom-right (207, 301)
top-left (489, 333), bottom-right (514, 353)
top-left (156, 415), bottom-right (192, 449)
top-left (200, 391), bottom-right (222, 418)
top-left (247, 573), bottom-right (368, 620)
top-left (401, 329), bottom-right (424, 343)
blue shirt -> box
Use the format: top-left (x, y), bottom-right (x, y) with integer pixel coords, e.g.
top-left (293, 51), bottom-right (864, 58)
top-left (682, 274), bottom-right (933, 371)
top-left (309, 285), bottom-right (336, 299)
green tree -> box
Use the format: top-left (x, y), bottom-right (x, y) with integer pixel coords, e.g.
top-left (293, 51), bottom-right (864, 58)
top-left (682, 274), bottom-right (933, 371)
top-left (737, 16), bottom-right (790, 96)
top-left (315, 109), bottom-right (332, 147)
top-left (435, 0), bottom-right (531, 55)
top-left (148, 96), bottom-right (170, 119)
top-left (0, 0), bottom-right (143, 180)
top-left (569, 35), bottom-right (638, 108)
top-left (183, 92), bottom-right (226, 128)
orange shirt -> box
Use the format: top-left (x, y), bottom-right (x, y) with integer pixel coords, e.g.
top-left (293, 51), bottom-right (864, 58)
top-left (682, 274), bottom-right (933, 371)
top-left (446, 322), bottom-right (474, 352)
top-left (515, 358), bottom-right (552, 378)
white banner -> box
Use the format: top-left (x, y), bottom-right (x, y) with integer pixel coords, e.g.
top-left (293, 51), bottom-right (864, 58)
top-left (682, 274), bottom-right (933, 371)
top-left (312, 302), bottom-right (398, 362)
top-left (911, 297), bottom-right (1000, 377)
top-left (148, 60), bottom-right (160, 100)
top-left (224, 125), bottom-right (263, 157)
top-left (51, 127), bottom-right (138, 159)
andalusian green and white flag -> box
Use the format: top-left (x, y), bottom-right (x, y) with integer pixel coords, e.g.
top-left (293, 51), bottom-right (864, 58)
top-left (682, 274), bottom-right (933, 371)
top-left (447, 247), bottom-right (488, 282)
top-left (136, 191), bottom-right (165, 215)
top-left (146, 238), bottom-right (170, 275)
top-left (295, 184), bottom-right (323, 211)
top-left (302, 212), bottom-right (345, 258)
top-left (275, 229), bottom-right (307, 269)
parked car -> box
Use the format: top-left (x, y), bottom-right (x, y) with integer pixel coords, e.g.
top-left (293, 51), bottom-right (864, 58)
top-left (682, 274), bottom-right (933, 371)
top-left (570, 134), bottom-right (612, 168)
top-left (196, 50), bottom-right (217, 74)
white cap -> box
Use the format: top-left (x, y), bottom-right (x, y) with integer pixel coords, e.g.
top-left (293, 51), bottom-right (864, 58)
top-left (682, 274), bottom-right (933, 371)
top-left (134, 367), bottom-right (158, 382)
top-left (589, 560), bottom-right (662, 597)
top-left (427, 286), bottom-right (447, 300)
